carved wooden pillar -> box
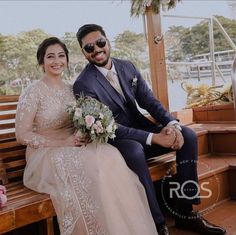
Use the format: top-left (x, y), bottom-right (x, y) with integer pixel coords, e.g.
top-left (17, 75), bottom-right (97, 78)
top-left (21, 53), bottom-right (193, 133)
top-left (145, 6), bottom-right (169, 110)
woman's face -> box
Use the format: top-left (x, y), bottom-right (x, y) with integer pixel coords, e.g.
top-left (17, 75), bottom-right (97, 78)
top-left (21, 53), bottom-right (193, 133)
top-left (43, 44), bottom-right (67, 76)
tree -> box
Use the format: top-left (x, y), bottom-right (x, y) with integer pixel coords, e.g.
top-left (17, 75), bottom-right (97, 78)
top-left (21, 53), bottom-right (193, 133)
top-left (0, 29), bottom-right (49, 83)
top-left (112, 30), bottom-right (149, 70)
top-left (164, 26), bottom-right (189, 61)
top-left (213, 15), bottom-right (236, 52)
top-left (62, 32), bottom-right (87, 79)
top-left (164, 15), bottom-right (236, 61)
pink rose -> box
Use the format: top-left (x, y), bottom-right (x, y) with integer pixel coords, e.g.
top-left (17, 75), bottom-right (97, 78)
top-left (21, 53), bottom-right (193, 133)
top-left (85, 115), bottom-right (95, 128)
top-left (0, 185), bottom-right (7, 208)
top-left (0, 185), bottom-right (6, 194)
top-left (94, 121), bottom-right (104, 133)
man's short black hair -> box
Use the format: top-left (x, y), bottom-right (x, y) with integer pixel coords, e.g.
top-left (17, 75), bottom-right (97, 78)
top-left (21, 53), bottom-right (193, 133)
top-left (76, 24), bottom-right (107, 48)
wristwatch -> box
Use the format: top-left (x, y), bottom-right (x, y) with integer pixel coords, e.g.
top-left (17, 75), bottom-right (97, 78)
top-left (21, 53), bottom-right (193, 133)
top-left (173, 123), bottom-right (182, 131)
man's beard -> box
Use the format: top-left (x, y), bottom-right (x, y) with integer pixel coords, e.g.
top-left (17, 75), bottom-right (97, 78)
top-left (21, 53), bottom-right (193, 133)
top-left (91, 57), bottom-right (110, 67)
top-left (88, 50), bottom-right (110, 67)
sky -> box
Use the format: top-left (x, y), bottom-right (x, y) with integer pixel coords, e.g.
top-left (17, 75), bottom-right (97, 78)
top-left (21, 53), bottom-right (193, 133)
top-left (0, 0), bottom-right (235, 41)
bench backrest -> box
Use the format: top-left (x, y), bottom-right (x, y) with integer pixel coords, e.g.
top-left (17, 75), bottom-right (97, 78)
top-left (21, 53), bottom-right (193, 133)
top-left (0, 95), bottom-right (26, 185)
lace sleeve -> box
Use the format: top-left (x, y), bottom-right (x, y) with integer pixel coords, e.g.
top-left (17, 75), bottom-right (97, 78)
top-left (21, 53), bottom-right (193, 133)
top-left (15, 82), bottom-right (65, 148)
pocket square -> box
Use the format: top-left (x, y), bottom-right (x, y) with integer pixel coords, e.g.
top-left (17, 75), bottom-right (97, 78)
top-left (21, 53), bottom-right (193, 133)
top-left (131, 77), bottom-right (138, 87)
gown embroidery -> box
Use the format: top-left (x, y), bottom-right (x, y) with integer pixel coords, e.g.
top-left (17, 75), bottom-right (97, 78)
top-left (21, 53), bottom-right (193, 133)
top-left (15, 80), bottom-right (157, 235)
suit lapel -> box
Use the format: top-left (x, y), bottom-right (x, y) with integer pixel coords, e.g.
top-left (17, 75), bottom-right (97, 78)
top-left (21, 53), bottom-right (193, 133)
top-left (92, 65), bottom-right (126, 112)
top-left (113, 60), bottom-right (135, 105)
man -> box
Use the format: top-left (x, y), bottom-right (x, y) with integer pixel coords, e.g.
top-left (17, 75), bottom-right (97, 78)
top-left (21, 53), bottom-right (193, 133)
top-left (73, 24), bottom-right (226, 235)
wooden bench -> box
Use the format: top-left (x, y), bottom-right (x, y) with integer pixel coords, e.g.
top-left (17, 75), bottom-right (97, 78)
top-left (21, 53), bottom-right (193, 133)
top-left (0, 95), bottom-right (177, 234)
top-left (0, 95), bottom-right (55, 235)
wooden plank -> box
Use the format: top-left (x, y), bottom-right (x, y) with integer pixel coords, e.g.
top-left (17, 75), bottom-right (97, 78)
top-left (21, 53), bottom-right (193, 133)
top-left (0, 210), bottom-right (15, 233)
top-left (0, 95), bottom-right (19, 103)
top-left (0, 132), bottom-right (15, 140)
top-left (0, 140), bottom-right (22, 149)
top-left (6, 192), bottom-right (48, 206)
top-left (0, 104), bottom-right (17, 111)
top-left (0, 113), bottom-right (16, 120)
top-left (0, 149), bottom-right (25, 159)
top-left (6, 185), bottom-right (28, 196)
top-left (0, 122), bottom-right (15, 130)
top-left (210, 133), bottom-right (236, 154)
top-left (4, 159), bottom-right (26, 169)
top-left (15, 199), bottom-right (55, 228)
top-left (203, 200), bottom-right (236, 235)
top-left (6, 169), bottom-right (24, 180)
top-left (0, 195), bottom-right (55, 233)
top-left (7, 191), bottom-right (38, 202)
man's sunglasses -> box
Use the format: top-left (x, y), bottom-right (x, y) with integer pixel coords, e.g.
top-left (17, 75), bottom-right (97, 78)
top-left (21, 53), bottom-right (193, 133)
top-left (82, 38), bottom-right (107, 54)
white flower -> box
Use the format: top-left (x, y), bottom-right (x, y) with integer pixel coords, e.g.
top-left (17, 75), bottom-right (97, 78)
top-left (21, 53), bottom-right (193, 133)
top-left (131, 77), bottom-right (138, 86)
top-left (99, 113), bottom-right (104, 119)
top-left (106, 123), bottom-right (113, 133)
top-left (74, 108), bottom-right (82, 118)
top-left (110, 134), bottom-right (116, 139)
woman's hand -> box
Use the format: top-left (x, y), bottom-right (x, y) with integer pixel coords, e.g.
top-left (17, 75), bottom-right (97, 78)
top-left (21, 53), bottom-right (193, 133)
top-left (64, 134), bottom-right (89, 147)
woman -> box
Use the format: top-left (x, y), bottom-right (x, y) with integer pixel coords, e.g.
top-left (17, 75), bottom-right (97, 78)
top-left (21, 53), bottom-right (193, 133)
top-left (15, 37), bottom-right (158, 235)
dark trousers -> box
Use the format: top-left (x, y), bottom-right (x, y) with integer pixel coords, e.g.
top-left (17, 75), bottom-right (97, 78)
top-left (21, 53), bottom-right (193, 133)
top-left (111, 125), bottom-right (199, 225)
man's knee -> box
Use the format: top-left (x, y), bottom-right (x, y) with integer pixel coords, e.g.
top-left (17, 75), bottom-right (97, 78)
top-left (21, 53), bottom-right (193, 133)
top-left (181, 126), bottom-right (197, 146)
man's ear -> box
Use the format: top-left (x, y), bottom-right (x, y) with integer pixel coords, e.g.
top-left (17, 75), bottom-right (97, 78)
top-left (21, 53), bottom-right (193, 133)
top-left (81, 48), bottom-right (86, 57)
top-left (107, 39), bottom-right (111, 49)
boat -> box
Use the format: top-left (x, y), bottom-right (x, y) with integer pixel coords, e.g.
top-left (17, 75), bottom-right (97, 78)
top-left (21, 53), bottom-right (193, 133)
top-left (186, 49), bottom-right (236, 79)
top-left (0, 1), bottom-right (236, 234)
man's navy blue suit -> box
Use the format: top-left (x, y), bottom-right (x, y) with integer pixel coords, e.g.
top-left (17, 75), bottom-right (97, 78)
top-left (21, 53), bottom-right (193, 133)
top-left (73, 58), bottom-right (200, 225)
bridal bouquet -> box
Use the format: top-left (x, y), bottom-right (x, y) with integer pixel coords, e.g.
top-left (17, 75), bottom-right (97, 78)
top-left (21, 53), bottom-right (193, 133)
top-left (67, 96), bottom-right (117, 143)
top-left (0, 185), bottom-right (7, 208)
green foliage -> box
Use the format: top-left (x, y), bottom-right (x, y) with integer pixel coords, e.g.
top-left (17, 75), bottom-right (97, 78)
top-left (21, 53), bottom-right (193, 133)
top-left (0, 28), bottom-right (149, 93)
top-left (0, 86), bottom-right (21, 95)
top-left (0, 29), bottom-right (49, 83)
top-left (166, 15), bottom-right (236, 60)
top-left (1, 14), bottom-right (235, 93)
top-left (62, 32), bottom-right (87, 79)
top-left (130, 0), bottom-right (181, 16)
top-left (213, 15), bottom-right (236, 51)
top-left (112, 30), bottom-right (149, 70)
top-left (165, 26), bottom-right (189, 61)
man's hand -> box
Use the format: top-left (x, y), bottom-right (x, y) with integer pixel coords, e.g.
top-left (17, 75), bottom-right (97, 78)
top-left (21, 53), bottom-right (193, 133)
top-left (151, 125), bottom-right (184, 150)
top-left (151, 128), bottom-right (176, 148)
top-left (171, 128), bottom-right (184, 150)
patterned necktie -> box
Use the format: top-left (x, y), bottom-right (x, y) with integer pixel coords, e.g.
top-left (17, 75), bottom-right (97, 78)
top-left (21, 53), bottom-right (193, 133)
top-left (106, 70), bottom-right (125, 99)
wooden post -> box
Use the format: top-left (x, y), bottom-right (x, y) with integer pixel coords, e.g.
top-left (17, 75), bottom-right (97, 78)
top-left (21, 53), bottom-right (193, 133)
top-left (145, 6), bottom-right (169, 110)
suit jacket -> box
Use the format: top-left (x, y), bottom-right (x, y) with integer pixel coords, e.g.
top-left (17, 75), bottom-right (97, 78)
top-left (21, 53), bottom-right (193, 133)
top-left (73, 58), bottom-right (175, 145)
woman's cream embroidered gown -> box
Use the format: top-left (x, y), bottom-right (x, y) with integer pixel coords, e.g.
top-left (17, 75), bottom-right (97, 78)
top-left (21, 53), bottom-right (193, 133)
top-left (15, 80), bottom-right (158, 235)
